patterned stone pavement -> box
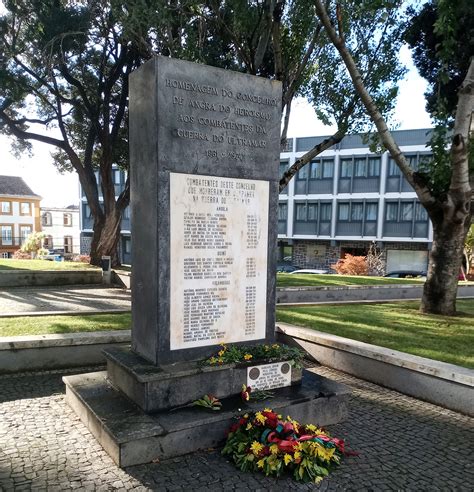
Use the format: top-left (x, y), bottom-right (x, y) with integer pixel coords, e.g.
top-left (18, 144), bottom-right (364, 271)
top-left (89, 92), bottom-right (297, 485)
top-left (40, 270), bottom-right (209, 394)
top-left (0, 365), bottom-right (472, 491)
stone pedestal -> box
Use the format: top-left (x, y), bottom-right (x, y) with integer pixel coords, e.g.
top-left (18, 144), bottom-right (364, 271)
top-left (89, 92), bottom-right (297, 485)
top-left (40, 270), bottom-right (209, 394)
top-left (104, 346), bottom-right (303, 413)
top-left (63, 368), bottom-right (350, 467)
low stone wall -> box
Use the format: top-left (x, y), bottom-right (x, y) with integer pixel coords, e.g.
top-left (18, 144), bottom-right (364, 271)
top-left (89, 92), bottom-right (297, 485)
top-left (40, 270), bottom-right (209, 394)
top-left (113, 270), bottom-right (131, 289)
top-left (276, 283), bottom-right (474, 304)
top-left (0, 269), bottom-right (103, 288)
top-left (276, 323), bottom-right (474, 416)
top-left (0, 330), bottom-right (131, 373)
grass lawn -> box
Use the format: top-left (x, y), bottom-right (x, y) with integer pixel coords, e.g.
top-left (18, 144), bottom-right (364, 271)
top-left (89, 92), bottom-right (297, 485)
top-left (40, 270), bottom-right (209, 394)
top-left (0, 313), bottom-right (131, 337)
top-left (0, 259), bottom-right (98, 271)
top-left (276, 299), bottom-right (474, 369)
top-left (276, 273), bottom-right (428, 287)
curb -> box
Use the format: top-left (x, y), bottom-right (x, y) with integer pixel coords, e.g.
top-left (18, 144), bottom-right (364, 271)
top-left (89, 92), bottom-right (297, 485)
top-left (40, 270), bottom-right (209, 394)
top-left (276, 323), bottom-right (473, 416)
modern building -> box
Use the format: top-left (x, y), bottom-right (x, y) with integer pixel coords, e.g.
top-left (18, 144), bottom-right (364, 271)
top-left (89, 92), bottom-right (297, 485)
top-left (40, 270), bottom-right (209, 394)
top-left (79, 167), bottom-right (131, 264)
top-left (278, 128), bottom-right (434, 273)
top-left (40, 205), bottom-right (80, 256)
top-left (0, 175), bottom-right (42, 258)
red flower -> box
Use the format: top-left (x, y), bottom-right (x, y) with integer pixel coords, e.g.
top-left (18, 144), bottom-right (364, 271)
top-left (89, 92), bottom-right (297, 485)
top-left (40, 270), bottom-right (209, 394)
top-left (240, 384), bottom-right (252, 401)
top-left (262, 411), bottom-right (278, 428)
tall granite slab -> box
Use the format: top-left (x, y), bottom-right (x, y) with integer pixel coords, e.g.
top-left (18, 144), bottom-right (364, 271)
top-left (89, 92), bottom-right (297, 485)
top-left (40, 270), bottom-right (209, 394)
top-left (129, 56), bottom-right (282, 365)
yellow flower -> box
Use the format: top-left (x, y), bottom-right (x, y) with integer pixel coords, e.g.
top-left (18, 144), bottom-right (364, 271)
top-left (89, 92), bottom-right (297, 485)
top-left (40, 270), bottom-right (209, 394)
top-left (219, 343), bottom-right (227, 350)
top-left (243, 413), bottom-right (249, 419)
top-left (295, 442), bottom-right (305, 452)
top-left (257, 458), bottom-right (265, 469)
top-left (246, 422), bottom-right (253, 431)
top-left (217, 357), bottom-right (224, 365)
top-left (269, 444), bottom-right (279, 455)
top-left (208, 357), bottom-right (217, 364)
top-left (277, 414), bottom-right (282, 419)
top-left (306, 424), bottom-right (317, 432)
top-left (255, 412), bottom-right (267, 424)
top-left (218, 350), bottom-right (225, 357)
top-left (250, 441), bottom-right (264, 455)
top-left (283, 453), bottom-right (293, 465)
top-left (294, 451), bottom-right (302, 461)
top-left (272, 344), bottom-right (280, 349)
top-left (264, 345), bottom-right (270, 351)
top-left (244, 354), bottom-right (253, 360)
top-left (263, 408), bottom-right (272, 413)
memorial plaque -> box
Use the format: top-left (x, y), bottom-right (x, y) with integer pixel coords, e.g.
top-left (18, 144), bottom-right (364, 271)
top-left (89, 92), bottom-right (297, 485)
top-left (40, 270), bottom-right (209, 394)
top-left (130, 56), bottom-right (282, 364)
top-left (247, 361), bottom-right (292, 391)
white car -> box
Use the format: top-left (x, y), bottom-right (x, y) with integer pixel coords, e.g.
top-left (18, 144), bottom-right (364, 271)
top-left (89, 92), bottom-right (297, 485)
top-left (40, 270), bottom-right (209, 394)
top-left (289, 269), bottom-right (330, 275)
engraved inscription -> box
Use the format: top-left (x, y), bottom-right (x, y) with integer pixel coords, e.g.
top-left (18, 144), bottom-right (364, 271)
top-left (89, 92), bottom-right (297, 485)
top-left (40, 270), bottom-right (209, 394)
top-left (170, 173), bottom-right (269, 350)
top-left (247, 361), bottom-right (292, 391)
top-left (166, 75), bottom-right (275, 160)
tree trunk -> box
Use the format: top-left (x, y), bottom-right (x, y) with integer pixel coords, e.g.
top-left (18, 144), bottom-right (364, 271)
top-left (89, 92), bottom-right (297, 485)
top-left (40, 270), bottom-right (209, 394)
top-left (89, 212), bottom-right (123, 267)
top-left (421, 218), bottom-right (469, 315)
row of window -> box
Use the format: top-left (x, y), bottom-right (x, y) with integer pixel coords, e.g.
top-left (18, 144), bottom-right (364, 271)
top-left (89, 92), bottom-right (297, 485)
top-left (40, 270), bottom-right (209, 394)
top-left (282, 153), bottom-right (432, 182)
top-left (42, 212), bottom-right (73, 227)
top-left (0, 225), bottom-right (32, 246)
top-left (279, 199), bottom-right (429, 224)
top-left (43, 235), bottom-right (74, 253)
top-left (83, 204), bottom-right (130, 220)
top-left (0, 201), bottom-right (33, 216)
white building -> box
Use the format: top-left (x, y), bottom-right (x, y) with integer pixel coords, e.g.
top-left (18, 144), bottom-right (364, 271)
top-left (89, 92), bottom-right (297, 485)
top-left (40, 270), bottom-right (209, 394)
top-left (278, 128), bottom-right (434, 273)
top-left (40, 205), bottom-right (80, 256)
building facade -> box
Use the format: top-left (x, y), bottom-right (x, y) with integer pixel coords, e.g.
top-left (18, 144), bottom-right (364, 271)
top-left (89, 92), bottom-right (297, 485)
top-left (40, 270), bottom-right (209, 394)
top-left (40, 205), bottom-right (81, 256)
top-left (79, 167), bottom-right (131, 264)
top-left (0, 175), bottom-right (42, 258)
top-left (278, 129), bottom-right (433, 273)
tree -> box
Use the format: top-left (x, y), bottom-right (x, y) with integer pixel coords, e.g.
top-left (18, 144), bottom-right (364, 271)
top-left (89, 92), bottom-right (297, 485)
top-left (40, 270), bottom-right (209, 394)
top-left (20, 231), bottom-right (46, 258)
top-left (0, 0), bottom-right (150, 266)
top-left (315, 0), bottom-right (473, 315)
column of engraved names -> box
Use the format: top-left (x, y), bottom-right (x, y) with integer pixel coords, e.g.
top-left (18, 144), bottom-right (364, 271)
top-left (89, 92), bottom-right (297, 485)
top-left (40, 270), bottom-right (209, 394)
top-left (245, 213), bottom-right (258, 336)
top-left (182, 210), bottom-right (231, 343)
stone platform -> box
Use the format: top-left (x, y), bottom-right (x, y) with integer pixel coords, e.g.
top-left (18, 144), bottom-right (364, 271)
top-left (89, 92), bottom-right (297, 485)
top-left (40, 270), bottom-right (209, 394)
top-left (63, 369), bottom-right (350, 468)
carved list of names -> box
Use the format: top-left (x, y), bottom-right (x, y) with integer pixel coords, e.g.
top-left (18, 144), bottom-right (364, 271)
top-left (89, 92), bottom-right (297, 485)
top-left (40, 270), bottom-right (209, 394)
top-left (170, 172), bottom-right (269, 350)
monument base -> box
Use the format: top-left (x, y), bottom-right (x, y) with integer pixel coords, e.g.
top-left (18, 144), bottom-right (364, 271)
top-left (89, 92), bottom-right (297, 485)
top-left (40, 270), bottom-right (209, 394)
top-left (103, 346), bottom-right (303, 413)
top-left (63, 369), bottom-right (350, 468)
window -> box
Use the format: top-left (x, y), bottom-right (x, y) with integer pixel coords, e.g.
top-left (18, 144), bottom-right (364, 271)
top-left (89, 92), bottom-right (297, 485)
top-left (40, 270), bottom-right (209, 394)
top-left (42, 212), bottom-right (52, 226)
top-left (385, 202), bottom-right (398, 221)
top-left (296, 165), bottom-right (308, 180)
top-left (64, 236), bottom-right (73, 253)
top-left (1, 225), bottom-right (13, 245)
top-left (406, 154), bottom-right (418, 170)
top-left (279, 161), bottom-right (288, 177)
top-left (388, 158), bottom-right (401, 176)
top-left (113, 169), bottom-right (122, 185)
top-left (84, 204), bottom-right (92, 218)
top-left (44, 235), bottom-right (53, 249)
top-left (365, 203), bottom-right (378, 221)
top-left (400, 202), bottom-right (413, 221)
top-left (63, 213), bottom-right (72, 226)
top-left (124, 206), bottom-right (131, 220)
top-left (322, 159), bottom-right (334, 178)
top-left (340, 159), bottom-right (352, 178)
top-left (307, 203), bottom-right (318, 221)
top-left (320, 203), bottom-right (332, 221)
top-left (310, 161), bottom-right (323, 179)
top-left (415, 203), bottom-right (428, 221)
top-left (338, 203), bottom-right (350, 221)
top-left (351, 203), bottom-right (364, 221)
top-left (354, 158), bottom-right (366, 177)
top-left (368, 157), bottom-right (381, 177)
top-left (124, 237), bottom-right (131, 254)
top-left (19, 225), bottom-right (32, 245)
top-left (1, 201), bottom-right (12, 215)
top-left (278, 203), bottom-right (287, 221)
top-left (20, 202), bottom-right (31, 215)
top-left (295, 203), bottom-right (307, 220)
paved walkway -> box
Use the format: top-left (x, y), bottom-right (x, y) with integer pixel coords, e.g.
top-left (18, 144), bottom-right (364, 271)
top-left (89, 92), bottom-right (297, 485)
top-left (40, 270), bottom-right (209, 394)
top-left (0, 286), bottom-right (131, 315)
top-left (0, 365), bottom-right (472, 491)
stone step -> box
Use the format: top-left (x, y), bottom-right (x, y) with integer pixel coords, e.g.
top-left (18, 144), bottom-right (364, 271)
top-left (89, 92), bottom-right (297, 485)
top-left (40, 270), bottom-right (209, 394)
top-left (63, 369), bottom-right (350, 468)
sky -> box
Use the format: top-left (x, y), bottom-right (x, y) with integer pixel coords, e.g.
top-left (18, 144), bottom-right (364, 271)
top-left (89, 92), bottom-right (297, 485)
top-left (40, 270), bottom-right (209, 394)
top-left (0, 46), bottom-right (432, 207)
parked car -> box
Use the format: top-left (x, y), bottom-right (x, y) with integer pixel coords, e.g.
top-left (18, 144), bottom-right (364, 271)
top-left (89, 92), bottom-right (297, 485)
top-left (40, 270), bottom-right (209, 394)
top-left (276, 263), bottom-right (299, 273)
top-left (289, 269), bottom-right (330, 275)
top-left (41, 248), bottom-right (65, 261)
top-left (384, 270), bottom-right (426, 278)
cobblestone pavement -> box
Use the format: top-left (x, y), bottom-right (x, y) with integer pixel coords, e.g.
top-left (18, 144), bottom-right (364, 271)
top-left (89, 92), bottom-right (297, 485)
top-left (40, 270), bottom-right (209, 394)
top-left (0, 286), bottom-right (131, 315)
top-left (0, 365), bottom-right (473, 491)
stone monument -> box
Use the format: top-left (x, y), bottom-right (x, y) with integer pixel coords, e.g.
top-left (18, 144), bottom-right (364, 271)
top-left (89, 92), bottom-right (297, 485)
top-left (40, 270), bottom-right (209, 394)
top-left (63, 56), bottom-right (349, 468)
